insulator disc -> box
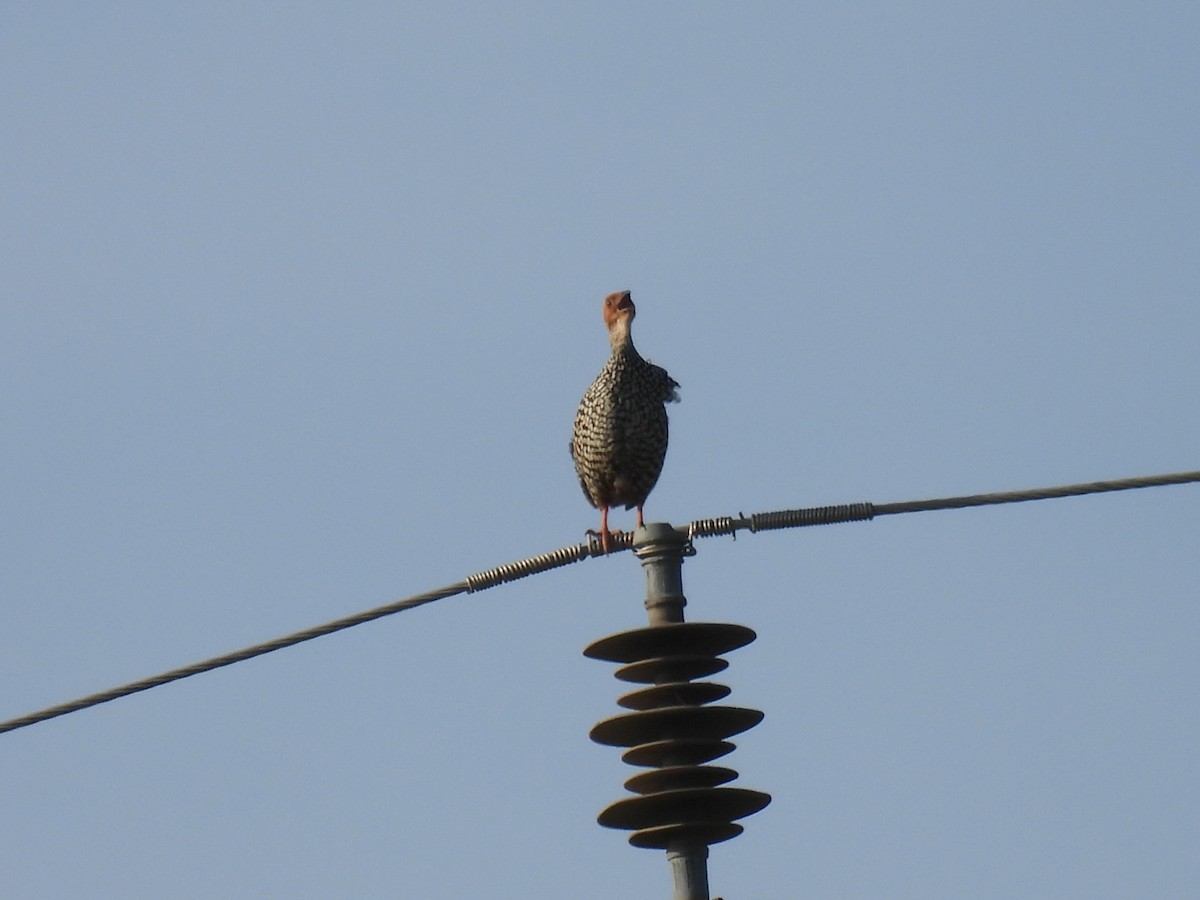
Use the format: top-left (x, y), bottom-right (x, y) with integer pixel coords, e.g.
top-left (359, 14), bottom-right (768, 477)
top-left (621, 738), bottom-right (735, 768)
top-left (590, 705), bottom-right (764, 748)
top-left (618, 681), bottom-right (730, 710)
top-left (598, 787), bottom-right (772, 831)
top-left (624, 764), bottom-right (738, 795)
top-left (585, 622), bottom-right (756, 663)
top-left (615, 655), bottom-right (727, 684)
top-left (629, 822), bottom-right (743, 850)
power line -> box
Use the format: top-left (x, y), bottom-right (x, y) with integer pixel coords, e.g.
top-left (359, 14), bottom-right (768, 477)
top-left (685, 469), bottom-right (1200, 539)
top-left (0, 581), bottom-right (469, 735)
top-left (3, 468), bottom-right (1197, 735)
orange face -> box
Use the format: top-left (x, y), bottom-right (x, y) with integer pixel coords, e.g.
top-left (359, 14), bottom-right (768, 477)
top-left (602, 290), bottom-right (636, 329)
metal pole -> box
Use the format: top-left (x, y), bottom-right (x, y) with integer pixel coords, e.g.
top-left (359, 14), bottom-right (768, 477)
top-left (633, 523), bottom-right (711, 900)
top-left (634, 523), bottom-right (690, 626)
top-left (667, 841), bottom-right (711, 900)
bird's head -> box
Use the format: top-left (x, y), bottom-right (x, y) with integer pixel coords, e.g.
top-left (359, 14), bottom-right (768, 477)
top-left (603, 290), bottom-right (636, 347)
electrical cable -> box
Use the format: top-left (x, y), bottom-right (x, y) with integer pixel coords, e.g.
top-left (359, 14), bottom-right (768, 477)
top-left (2, 468), bottom-right (1196, 735)
top-left (686, 469), bottom-right (1200, 539)
top-left (0, 581), bottom-right (469, 734)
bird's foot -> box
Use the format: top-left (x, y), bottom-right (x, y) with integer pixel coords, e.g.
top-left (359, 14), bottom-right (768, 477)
top-left (585, 528), bottom-right (623, 554)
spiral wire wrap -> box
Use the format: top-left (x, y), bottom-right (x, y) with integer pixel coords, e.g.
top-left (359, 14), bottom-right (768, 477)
top-left (466, 543), bottom-right (593, 592)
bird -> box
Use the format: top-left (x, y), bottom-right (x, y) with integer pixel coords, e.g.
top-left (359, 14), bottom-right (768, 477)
top-left (571, 290), bottom-right (680, 553)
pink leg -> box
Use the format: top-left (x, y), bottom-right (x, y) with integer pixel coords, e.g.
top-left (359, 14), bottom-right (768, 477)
top-left (600, 506), bottom-right (611, 553)
top-left (635, 506), bottom-right (645, 529)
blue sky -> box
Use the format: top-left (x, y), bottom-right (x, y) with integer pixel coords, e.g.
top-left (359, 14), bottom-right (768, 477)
top-left (3, 4), bottom-right (1198, 898)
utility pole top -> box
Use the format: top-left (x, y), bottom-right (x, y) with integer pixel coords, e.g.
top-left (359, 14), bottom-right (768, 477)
top-left (585, 523), bottom-right (770, 900)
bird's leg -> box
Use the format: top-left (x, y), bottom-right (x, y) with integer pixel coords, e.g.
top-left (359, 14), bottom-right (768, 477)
top-left (635, 506), bottom-right (645, 529)
top-left (585, 507), bottom-right (615, 553)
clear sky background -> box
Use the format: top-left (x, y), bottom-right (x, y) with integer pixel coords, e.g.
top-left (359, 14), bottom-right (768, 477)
top-left (3, 4), bottom-right (1198, 898)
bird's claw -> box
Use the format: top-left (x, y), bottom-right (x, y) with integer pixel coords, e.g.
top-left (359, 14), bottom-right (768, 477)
top-left (585, 528), bottom-right (624, 554)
